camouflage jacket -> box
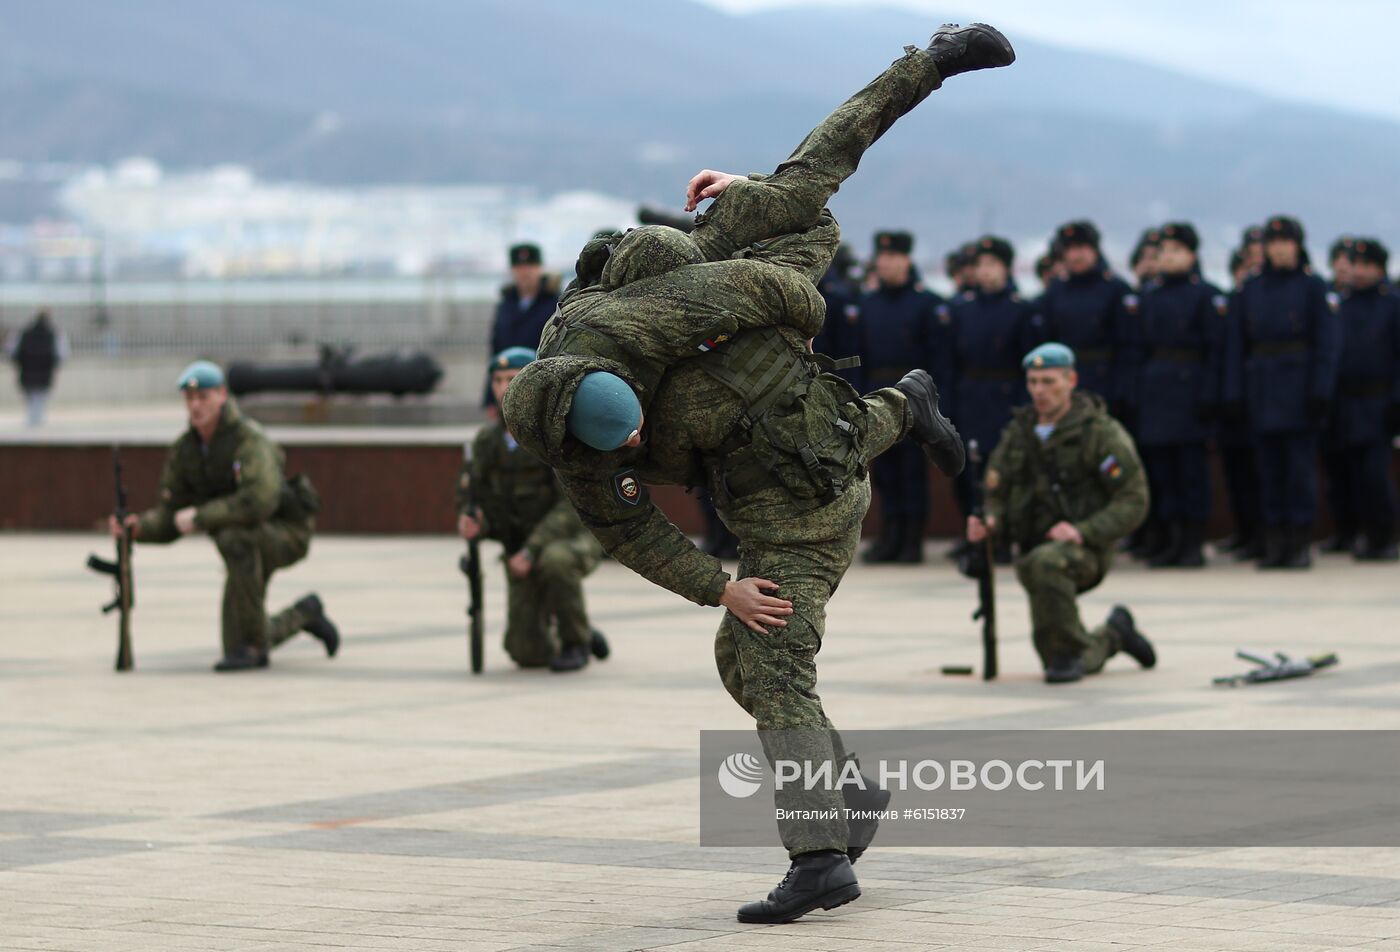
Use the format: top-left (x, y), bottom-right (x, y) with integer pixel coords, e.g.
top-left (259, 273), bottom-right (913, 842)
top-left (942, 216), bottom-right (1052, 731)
top-left (983, 392), bottom-right (1149, 554)
top-left (136, 400), bottom-right (311, 542)
top-left (456, 422), bottom-right (592, 558)
top-left (501, 168), bottom-right (855, 607)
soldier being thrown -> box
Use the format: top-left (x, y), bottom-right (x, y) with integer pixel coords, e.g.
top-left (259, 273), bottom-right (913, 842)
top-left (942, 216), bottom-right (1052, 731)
top-left (967, 343), bottom-right (1158, 684)
top-left (108, 361), bottom-right (339, 672)
top-left (505, 24), bottom-right (1014, 924)
top-left (457, 347), bottom-right (609, 671)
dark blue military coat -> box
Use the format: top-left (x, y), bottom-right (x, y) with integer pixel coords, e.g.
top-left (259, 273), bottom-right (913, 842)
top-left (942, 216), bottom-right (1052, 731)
top-left (856, 271), bottom-right (945, 389)
top-left (1329, 282), bottom-right (1400, 447)
top-left (484, 280), bottom-right (561, 405)
top-left (1133, 273), bottom-right (1227, 446)
top-left (945, 286), bottom-right (1040, 450)
top-left (1225, 266), bottom-right (1341, 434)
top-left (1037, 265), bottom-right (1135, 403)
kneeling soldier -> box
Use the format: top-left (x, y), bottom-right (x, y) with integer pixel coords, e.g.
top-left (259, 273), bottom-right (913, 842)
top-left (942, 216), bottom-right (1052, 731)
top-left (967, 343), bottom-right (1157, 683)
top-left (458, 347), bottom-right (609, 672)
top-left (109, 361), bottom-right (339, 671)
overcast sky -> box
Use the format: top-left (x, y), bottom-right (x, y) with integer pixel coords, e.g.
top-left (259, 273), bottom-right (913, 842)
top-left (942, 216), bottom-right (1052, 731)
top-left (701, 0), bottom-right (1400, 123)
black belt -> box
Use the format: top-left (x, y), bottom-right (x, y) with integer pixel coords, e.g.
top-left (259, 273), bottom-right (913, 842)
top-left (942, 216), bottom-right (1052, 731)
top-left (1149, 348), bottom-right (1202, 363)
top-left (1251, 340), bottom-right (1307, 357)
top-left (1340, 378), bottom-right (1390, 398)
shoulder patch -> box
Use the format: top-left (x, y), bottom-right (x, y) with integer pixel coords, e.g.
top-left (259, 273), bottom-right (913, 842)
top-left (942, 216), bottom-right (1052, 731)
top-left (1326, 291), bottom-right (1341, 312)
top-left (843, 304), bottom-right (860, 320)
top-left (1213, 293), bottom-right (1229, 316)
top-left (1099, 454), bottom-right (1124, 481)
top-left (937, 304), bottom-right (952, 325)
top-left (1123, 293), bottom-right (1140, 313)
top-left (613, 469), bottom-right (644, 507)
top-left (695, 332), bottom-right (732, 353)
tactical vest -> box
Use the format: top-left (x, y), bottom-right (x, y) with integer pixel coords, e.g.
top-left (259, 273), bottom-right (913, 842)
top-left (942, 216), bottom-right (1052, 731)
top-left (1003, 412), bottom-right (1114, 551)
top-left (695, 328), bottom-right (865, 510)
top-left (477, 436), bottom-right (559, 551)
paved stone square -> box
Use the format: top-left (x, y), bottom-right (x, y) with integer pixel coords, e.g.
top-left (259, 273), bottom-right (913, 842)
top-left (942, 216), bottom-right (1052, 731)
top-left (3, 532), bottom-right (1399, 950)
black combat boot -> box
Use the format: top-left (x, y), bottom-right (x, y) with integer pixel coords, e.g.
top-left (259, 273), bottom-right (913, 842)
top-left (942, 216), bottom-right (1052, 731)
top-left (1233, 525), bottom-right (1264, 562)
top-left (843, 775), bottom-right (892, 865)
top-left (589, 629), bottom-right (611, 660)
top-left (1147, 522), bottom-right (1184, 568)
top-left (1281, 526), bottom-right (1313, 569)
top-left (1107, 606), bottom-right (1156, 668)
top-left (1044, 655), bottom-right (1084, 684)
top-left (736, 850), bottom-right (860, 924)
top-left (1355, 532), bottom-right (1400, 562)
top-left (894, 369), bottom-right (965, 476)
top-left (295, 593), bottom-right (340, 657)
top-left (1128, 520), bottom-right (1159, 559)
top-left (549, 642), bottom-right (590, 672)
top-left (863, 521), bottom-right (902, 564)
top-left (1319, 524), bottom-right (1357, 554)
top-left (213, 646), bottom-right (269, 672)
top-left (1173, 522), bottom-right (1206, 568)
top-left (1256, 527), bottom-right (1287, 569)
top-left (926, 22), bottom-right (1016, 79)
top-left (895, 518), bottom-right (926, 563)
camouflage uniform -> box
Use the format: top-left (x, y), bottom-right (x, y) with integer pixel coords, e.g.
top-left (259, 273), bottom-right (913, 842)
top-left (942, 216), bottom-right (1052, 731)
top-left (983, 393), bottom-right (1149, 671)
top-left (458, 422), bottom-right (602, 667)
top-left (134, 400), bottom-right (318, 658)
top-left (505, 46), bottom-right (948, 857)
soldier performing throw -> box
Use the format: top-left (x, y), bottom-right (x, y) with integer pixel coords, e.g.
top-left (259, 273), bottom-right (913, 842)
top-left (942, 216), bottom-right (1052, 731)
top-left (108, 361), bottom-right (339, 672)
top-left (504, 24), bottom-right (1013, 924)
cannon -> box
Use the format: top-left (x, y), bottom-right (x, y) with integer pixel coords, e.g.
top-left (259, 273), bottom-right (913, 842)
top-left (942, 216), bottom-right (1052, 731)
top-left (228, 346), bottom-right (443, 397)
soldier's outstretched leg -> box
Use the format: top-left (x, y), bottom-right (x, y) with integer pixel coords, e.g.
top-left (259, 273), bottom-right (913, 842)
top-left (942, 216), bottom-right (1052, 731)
top-left (692, 24), bottom-right (1015, 276)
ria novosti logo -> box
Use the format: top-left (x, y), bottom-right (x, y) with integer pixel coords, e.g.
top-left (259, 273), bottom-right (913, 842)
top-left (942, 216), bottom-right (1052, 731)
top-left (717, 752), bottom-right (764, 798)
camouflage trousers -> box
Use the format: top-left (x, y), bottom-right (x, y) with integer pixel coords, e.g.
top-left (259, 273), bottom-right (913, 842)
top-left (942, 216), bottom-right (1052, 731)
top-left (504, 535), bottom-right (603, 667)
top-left (211, 522), bottom-right (313, 657)
top-left (692, 46), bottom-right (944, 284)
top-left (715, 388), bottom-right (908, 857)
top-left (1014, 541), bottom-right (1122, 673)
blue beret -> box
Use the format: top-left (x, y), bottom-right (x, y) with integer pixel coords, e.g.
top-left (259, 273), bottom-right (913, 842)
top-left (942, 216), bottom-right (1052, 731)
top-left (1022, 343), bottom-right (1076, 370)
top-left (491, 346), bottom-right (536, 371)
top-left (176, 360), bottom-right (225, 391)
top-left (567, 372), bottom-right (642, 451)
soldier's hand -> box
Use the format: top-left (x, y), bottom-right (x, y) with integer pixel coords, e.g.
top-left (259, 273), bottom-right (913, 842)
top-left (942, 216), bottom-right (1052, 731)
top-left (1045, 521), bottom-right (1083, 545)
top-left (458, 513), bottom-right (481, 541)
top-left (721, 577), bottom-right (794, 633)
top-left (685, 170), bottom-right (742, 212)
top-left (507, 550), bottom-right (532, 579)
top-left (967, 515), bottom-right (994, 543)
top-left (108, 513), bottom-right (139, 539)
top-left (174, 506), bottom-right (199, 535)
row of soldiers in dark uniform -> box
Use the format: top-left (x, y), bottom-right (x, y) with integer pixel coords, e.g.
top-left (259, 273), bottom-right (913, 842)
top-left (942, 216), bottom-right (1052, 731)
top-left (813, 216), bottom-right (1400, 570)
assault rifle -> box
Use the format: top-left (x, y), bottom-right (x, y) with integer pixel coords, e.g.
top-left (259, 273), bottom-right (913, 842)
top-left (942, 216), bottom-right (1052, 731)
top-left (1213, 649), bottom-right (1338, 687)
top-left (459, 444), bottom-right (484, 674)
top-left (86, 448), bottom-right (134, 671)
